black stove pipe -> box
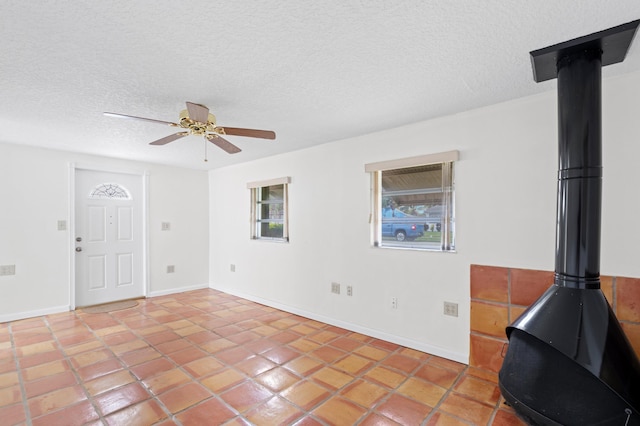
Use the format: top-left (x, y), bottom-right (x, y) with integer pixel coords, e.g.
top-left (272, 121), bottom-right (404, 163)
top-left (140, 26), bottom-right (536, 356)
top-left (555, 48), bottom-right (602, 290)
top-left (499, 20), bottom-right (640, 425)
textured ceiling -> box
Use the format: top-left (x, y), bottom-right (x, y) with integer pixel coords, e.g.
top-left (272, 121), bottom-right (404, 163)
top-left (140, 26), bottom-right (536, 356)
top-left (1, 1), bottom-right (640, 170)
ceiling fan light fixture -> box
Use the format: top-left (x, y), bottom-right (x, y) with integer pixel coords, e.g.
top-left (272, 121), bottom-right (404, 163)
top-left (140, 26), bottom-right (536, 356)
top-left (104, 101), bottom-right (275, 158)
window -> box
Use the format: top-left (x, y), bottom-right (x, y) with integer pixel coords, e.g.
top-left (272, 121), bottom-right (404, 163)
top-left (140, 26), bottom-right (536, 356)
top-left (247, 177), bottom-right (290, 241)
top-left (366, 151), bottom-right (457, 251)
top-left (89, 183), bottom-right (131, 199)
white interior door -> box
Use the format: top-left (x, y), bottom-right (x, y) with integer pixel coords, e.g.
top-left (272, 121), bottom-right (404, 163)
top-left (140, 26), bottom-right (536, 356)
top-left (75, 169), bottom-right (144, 307)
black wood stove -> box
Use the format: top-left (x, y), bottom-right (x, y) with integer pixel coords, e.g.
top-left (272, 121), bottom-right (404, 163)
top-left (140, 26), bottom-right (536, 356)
top-left (499, 20), bottom-right (640, 425)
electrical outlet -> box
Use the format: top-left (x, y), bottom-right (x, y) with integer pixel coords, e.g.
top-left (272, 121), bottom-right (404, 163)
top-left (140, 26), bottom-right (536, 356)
top-left (391, 297), bottom-right (398, 309)
top-left (331, 282), bottom-right (340, 294)
top-left (0, 265), bottom-right (16, 276)
top-left (167, 265), bottom-right (175, 273)
top-left (230, 264), bottom-right (236, 272)
top-left (444, 301), bottom-right (458, 317)
top-left (346, 285), bottom-right (353, 296)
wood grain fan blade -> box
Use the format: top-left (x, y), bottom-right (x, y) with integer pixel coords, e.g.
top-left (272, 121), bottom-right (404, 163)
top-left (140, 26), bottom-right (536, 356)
top-left (103, 112), bottom-right (177, 126)
top-left (186, 102), bottom-right (209, 123)
top-left (206, 134), bottom-right (241, 154)
top-left (149, 132), bottom-right (189, 145)
top-left (219, 127), bottom-right (276, 139)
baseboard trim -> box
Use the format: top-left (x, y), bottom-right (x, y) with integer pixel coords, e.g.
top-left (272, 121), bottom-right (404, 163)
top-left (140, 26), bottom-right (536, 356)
top-left (147, 283), bottom-right (209, 298)
top-left (0, 305), bottom-right (70, 323)
top-left (210, 284), bottom-right (468, 364)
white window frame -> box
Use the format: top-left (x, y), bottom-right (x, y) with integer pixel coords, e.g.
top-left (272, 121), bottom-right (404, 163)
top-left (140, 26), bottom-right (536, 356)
top-left (247, 177), bottom-right (291, 242)
top-left (365, 151), bottom-right (458, 251)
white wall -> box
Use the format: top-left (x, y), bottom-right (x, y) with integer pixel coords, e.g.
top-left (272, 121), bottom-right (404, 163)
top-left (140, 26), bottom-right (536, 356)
top-left (0, 143), bottom-right (209, 321)
top-left (209, 70), bottom-right (640, 363)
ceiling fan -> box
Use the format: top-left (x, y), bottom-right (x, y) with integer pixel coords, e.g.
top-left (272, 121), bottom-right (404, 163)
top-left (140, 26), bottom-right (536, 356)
top-left (104, 102), bottom-right (275, 158)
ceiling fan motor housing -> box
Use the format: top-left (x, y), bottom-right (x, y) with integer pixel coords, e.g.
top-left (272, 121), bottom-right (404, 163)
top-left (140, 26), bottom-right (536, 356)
top-left (178, 109), bottom-right (217, 135)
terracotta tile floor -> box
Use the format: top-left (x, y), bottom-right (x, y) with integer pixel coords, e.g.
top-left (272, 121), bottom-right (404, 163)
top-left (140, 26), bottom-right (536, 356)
top-left (0, 289), bottom-right (525, 425)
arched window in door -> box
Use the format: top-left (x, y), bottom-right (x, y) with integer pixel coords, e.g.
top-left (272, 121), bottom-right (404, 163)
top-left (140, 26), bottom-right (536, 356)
top-left (89, 183), bottom-right (132, 200)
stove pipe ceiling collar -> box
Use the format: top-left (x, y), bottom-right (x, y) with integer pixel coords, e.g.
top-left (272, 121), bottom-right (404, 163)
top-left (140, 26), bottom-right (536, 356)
top-left (498, 20), bottom-right (640, 426)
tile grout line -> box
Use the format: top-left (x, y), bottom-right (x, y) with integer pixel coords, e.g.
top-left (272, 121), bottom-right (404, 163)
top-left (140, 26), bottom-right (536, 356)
top-left (173, 304), bottom-right (342, 423)
top-left (48, 311), bottom-right (115, 425)
top-left (168, 295), bottom-right (251, 423)
top-left (278, 328), bottom-right (382, 423)
top-left (111, 297), bottom-right (222, 425)
top-left (211, 311), bottom-right (323, 424)
top-left (132, 295), bottom-right (254, 424)
top-left (73, 304), bottom-right (178, 425)
top-left (122, 297), bottom-right (230, 423)
top-left (268, 330), bottom-right (374, 425)
top-left (106, 304), bottom-right (182, 425)
top-left (234, 309), bottom-right (324, 416)
top-left (118, 301), bottom-right (201, 425)
top-left (225, 308), bottom-right (465, 424)
top-left (419, 364), bottom-right (469, 426)
top-left (175, 295), bottom-right (284, 424)
top-left (355, 345), bottom-right (415, 425)
top-left (8, 322), bottom-right (34, 426)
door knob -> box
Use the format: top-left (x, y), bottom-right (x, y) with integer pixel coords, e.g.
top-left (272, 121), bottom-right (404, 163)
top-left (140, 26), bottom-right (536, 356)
top-left (76, 237), bottom-right (82, 242)
top-left (75, 247), bottom-right (82, 252)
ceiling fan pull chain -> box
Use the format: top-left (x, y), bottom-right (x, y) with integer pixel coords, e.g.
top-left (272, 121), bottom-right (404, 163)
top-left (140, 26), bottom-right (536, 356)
top-left (204, 138), bottom-right (208, 162)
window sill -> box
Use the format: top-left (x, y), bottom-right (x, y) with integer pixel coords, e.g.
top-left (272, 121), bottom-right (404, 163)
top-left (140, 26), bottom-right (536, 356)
top-left (374, 244), bottom-right (456, 253)
top-left (251, 237), bottom-right (289, 243)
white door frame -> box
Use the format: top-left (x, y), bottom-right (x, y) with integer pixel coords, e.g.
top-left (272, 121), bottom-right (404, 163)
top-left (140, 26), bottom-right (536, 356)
top-left (69, 163), bottom-right (149, 310)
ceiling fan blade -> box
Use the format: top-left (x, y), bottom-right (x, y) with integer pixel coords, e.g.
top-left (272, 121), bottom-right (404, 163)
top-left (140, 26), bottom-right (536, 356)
top-left (186, 102), bottom-right (210, 123)
top-left (219, 127), bottom-right (276, 140)
top-left (206, 134), bottom-right (241, 154)
top-left (103, 112), bottom-right (177, 126)
top-left (149, 132), bottom-right (189, 145)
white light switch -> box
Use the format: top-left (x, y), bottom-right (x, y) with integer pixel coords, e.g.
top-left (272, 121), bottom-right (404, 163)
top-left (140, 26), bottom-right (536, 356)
top-left (161, 222), bottom-right (171, 231)
top-left (57, 220), bottom-right (67, 231)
